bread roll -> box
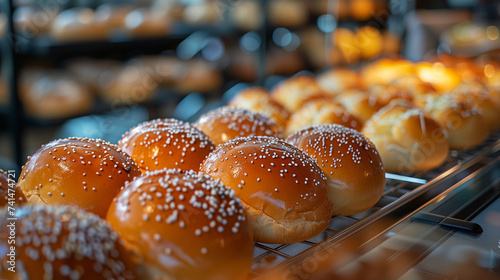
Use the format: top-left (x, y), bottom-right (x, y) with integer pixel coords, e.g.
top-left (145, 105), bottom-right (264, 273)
top-left (183, 0), bottom-right (221, 25)
top-left (361, 58), bottom-right (415, 87)
top-left (18, 137), bottom-right (141, 218)
top-left (271, 75), bottom-right (327, 112)
top-left (106, 169), bottom-right (254, 280)
top-left (415, 62), bottom-right (461, 92)
top-left (287, 124), bottom-right (385, 216)
top-left (415, 94), bottom-right (488, 150)
top-left (451, 83), bottom-right (500, 132)
top-left (228, 87), bottom-right (290, 129)
top-left (200, 136), bottom-right (332, 244)
top-left (334, 90), bottom-right (383, 124)
top-left (171, 59), bottom-right (223, 94)
top-left (118, 119), bottom-right (215, 172)
top-left (362, 101), bottom-right (449, 173)
top-left (195, 106), bottom-right (283, 145)
top-left (285, 99), bottom-right (362, 136)
top-left (268, 0), bottom-right (309, 28)
top-left (50, 8), bottom-right (110, 41)
top-left (231, 0), bottom-right (263, 30)
top-left (355, 26), bottom-right (383, 60)
top-left (317, 68), bottom-right (364, 95)
top-left (0, 169), bottom-right (26, 207)
top-left (0, 205), bottom-right (142, 280)
top-left (19, 70), bottom-right (94, 120)
top-left (330, 28), bottom-right (360, 65)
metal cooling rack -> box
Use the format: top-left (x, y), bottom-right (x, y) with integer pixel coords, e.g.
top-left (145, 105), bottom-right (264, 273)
top-left (247, 131), bottom-right (500, 279)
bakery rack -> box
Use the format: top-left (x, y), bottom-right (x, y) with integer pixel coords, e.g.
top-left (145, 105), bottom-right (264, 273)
top-left (247, 129), bottom-right (500, 279)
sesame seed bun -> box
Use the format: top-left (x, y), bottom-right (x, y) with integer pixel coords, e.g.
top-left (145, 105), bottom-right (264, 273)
top-left (194, 106), bottom-right (283, 145)
top-left (287, 124), bottom-right (385, 216)
top-left (0, 204), bottom-right (142, 280)
top-left (18, 137), bottom-right (141, 218)
top-left (200, 136), bottom-right (332, 244)
top-left (119, 118), bottom-right (215, 173)
top-left (106, 169), bottom-right (254, 280)
top-left (228, 87), bottom-right (290, 129)
top-left (285, 99), bottom-right (362, 137)
top-left (0, 169), bottom-right (26, 207)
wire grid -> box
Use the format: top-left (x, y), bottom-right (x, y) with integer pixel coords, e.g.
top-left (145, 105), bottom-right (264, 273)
top-left (248, 131), bottom-right (500, 277)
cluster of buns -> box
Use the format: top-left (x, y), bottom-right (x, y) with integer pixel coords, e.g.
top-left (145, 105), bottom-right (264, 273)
top-left (3, 103), bottom-right (389, 278)
top-left (19, 55), bottom-right (222, 119)
top-left (229, 55), bottom-right (500, 173)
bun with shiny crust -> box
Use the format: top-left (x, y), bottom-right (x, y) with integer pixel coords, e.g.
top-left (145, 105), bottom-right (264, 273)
top-left (18, 137), bottom-right (141, 218)
top-left (285, 99), bottom-right (362, 136)
top-left (119, 118), bottom-right (215, 173)
top-left (200, 136), bottom-right (332, 244)
top-left (106, 169), bottom-right (254, 280)
top-left (0, 204), bottom-right (142, 280)
top-left (270, 75), bottom-right (327, 112)
top-left (228, 87), bottom-right (290, 129)
top-left (362, 101), bottom-right (449, 173)
top-left (287, 124), bottom-right (385, 216)
top-left (194, 106), bottom-right (283, 145)
top-left (0, 169), bottom-right (26, 207)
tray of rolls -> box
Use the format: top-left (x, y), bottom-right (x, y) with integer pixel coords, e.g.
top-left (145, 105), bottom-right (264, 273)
top-left (1, 54), bottom-right (500, 279)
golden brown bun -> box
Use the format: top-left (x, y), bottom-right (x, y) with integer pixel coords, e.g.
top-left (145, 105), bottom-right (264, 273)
top-left (317, 68), bottom-right (364, 95)
top-left (228, 87), bottom-right (290, 129)
top-left (0, 169), bottom-right (26, 207)
top-left (287, 124), bottom-right (385, 216)
top-left (171, 59), bottom-right (223, 94)
top-left (368, 83), bottom-right (416, 107)
top-left (268, 0), bottom-right (309, 28)
top-left (451, 83), bottom-right (500, 132)
top-left (18, 137), bottom-right (141, 218)
top-left (415, 94), bottom-right (488, 150)
top-left (361, 58), bottom-right (415, 87)
top-left (106, 169), bottom-right (253, 280)
top-left (355, 26), bottom-right (383, 60)
top-left (350, 0), bottom-right (376, 20)
top-left (118, 119), bottom-right (215, 173)
top-left (271, 75), bottom-right (328, 112)
top-left (329, 28), bottom-right (360, 65)
top-left (383, 31), bottom-right (402, 55)
top-left (19, 70), bottom-right (94, 120)
top-left (65, 57), bottom-right (122, 91)
top-left (362, 102), bottom-right (449, 173)
top-left (285, 99), bottom-right (362, 137)
top-left (334, 90), bottom-right (383, 124)
top-left (97, 63), bottom-right (158, 105)
top-left (194, 106), bottom-right (283, 145)
top-left (50, 8), bottom-right (110, 41)
top-left (0, 205), bottom-right (141, 280)
top-left (124, 8), bottom-right (172, 37)
top-left (415, 62), bottom-right (461, 92)
top-left (200, 136), bottom-right (332, 244)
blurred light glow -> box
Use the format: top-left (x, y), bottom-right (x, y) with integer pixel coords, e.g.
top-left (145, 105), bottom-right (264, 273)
top-left (487, 25), bottom-right (499, 40)
top-left (317, 14), bottom-right (336, 33)
top-left (240, 32), bottom-right (261, 53)
top-left (201, 37), bottom-right (225, 61)
top-left (484, 64), bottom-right (496, 78)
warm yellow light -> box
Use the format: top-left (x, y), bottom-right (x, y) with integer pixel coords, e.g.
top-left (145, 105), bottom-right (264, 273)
top-left (484, 64), bottom-right (496, 78)
top-left (487, 26), bottom-right (499, 40)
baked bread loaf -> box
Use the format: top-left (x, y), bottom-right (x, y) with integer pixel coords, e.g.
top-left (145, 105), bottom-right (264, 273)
top-left (200, 136), bottom-right (332, 244)
top-left (18, 137), bottom-right (141, 218)
top-left (118, 119), bottom-right (215, 172)
top-left (362, 101), bottom-right (449, 173)
top-left (195, 106), bottom-right (283, 145)
top-left (285, 99), bottom-right (362, 136)
top-left (106, 169), bottom-right (254, 280)
top-left (287, 124), bottom-right (385, 216)
top-left (0, 205), bottom-right (142, 279)
top-left (228, 87), bottom-right (290, 129)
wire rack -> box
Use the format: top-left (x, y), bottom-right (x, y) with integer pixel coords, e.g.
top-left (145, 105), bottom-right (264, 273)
top-left (247, 131), bottom-right (500, 278)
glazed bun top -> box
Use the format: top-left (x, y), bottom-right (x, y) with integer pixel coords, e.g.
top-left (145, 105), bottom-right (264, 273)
top-left (18, 137), bottom-right (141, 218)
top-left (0, 204), bottom-right (140, 280)
top-left (106, 169), bottom-right (254, 280)
top-left (0, 169), bottom-right (26, 207)
top-left (118, 118), bottom-right (215, 172)
top-left (194, 106), bottom-right (283, 145)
